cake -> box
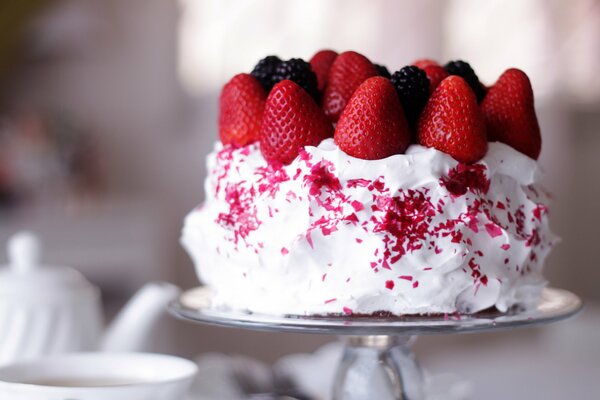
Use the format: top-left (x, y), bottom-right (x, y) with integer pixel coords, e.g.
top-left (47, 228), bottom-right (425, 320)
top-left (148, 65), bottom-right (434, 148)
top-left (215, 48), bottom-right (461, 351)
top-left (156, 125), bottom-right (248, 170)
top-left (181, 51), bottom-right (556, 316)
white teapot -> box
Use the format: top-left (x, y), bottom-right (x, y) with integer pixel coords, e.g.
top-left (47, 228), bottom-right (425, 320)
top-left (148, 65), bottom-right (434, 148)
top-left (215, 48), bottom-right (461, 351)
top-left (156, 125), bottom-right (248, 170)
top-left (0, 231), bottom-right (180, 366)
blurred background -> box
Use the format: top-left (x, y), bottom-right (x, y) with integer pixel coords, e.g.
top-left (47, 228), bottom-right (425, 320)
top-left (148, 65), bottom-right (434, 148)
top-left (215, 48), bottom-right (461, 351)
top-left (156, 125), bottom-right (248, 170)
top-left (0, 0), bottom-right (598, 398)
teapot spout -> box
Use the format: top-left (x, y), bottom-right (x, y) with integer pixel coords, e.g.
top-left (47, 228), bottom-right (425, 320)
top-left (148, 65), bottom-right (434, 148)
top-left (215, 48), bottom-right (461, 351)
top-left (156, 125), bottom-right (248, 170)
top-left (101, 282), bottom-right (180, 352)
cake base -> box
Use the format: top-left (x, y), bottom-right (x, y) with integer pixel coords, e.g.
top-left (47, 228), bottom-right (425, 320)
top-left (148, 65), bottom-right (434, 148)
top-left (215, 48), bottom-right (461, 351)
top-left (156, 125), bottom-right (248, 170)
top-left (306, 306), bottom-right (504, 319)
top-left (171, 286), bottom-right (580, 336)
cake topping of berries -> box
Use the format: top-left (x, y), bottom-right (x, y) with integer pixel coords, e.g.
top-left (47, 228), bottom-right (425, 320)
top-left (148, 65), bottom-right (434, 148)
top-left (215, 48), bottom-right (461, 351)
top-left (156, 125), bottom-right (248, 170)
top-left (272, 58), bottom-right (320, 102)
top-left (219, 73), bottom-right (267, 146)
top-left (323, 51), bottom-right (378, 122)
top-left (374, 63), bottom-right (392, 79)
top-left (260, 80), bottom-right (333, 165)
top-left (417, 76), bottom-right (487, 164)
top-left (390, 66), bottom-right (430, 125)
top-left (310, 50), bottom-right (338, 92)
top-left (481, 68), bottom-right (541, 159)
top-left (251, 55), bottom-right (282, 92)
top-left (335, 76), bottom-right (410, 160)
top-left (222, 52), bottom-right (544, 164)
top-left (444, 60), bottom-right (486, 103)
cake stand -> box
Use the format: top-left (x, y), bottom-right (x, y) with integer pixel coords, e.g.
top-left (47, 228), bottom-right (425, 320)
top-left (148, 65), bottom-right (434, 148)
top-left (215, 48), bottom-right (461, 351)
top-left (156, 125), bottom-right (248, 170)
top-left (169, 287), bottom-right (581, 400)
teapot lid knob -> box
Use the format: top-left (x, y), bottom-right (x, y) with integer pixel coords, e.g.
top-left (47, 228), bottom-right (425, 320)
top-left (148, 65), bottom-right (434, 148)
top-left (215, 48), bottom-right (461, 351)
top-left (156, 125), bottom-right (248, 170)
top-left (8, 231), bottom-right (41, 273)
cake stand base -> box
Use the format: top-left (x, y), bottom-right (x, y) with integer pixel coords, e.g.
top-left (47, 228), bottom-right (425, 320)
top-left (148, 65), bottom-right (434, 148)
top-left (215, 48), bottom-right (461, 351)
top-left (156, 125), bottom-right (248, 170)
top-left (169, 287), bottom-right (581, 400)
top-left (333, 336), bottom-right (421, 400)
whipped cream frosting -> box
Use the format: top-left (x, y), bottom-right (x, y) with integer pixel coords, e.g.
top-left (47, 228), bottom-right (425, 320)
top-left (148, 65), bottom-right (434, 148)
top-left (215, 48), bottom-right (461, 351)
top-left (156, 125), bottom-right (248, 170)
top-left (181, 139), bottom-right (557, 316)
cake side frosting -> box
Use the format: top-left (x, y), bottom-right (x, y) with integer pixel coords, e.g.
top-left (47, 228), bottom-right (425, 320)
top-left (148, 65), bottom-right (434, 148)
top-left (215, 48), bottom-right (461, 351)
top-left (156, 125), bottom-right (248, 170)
top-left (181, 139), bottom-right (556, 316)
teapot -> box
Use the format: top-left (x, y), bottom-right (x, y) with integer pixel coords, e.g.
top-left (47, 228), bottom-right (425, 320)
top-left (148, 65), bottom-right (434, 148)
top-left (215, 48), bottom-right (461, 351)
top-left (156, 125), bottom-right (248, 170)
top-left (0, 231), bottom-right (180, 366)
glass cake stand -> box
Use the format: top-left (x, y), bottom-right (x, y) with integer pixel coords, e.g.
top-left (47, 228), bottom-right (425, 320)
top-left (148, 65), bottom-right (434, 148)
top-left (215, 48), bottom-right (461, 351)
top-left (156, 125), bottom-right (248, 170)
top-left (169, 287), bottom-right (582, 400)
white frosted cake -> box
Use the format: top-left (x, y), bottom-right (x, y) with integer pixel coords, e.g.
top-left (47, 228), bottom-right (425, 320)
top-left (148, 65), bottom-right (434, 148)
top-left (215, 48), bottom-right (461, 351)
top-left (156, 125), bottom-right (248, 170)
top-left (181, 52), bottom-right (554, 316)
top-left (182, 139), bottom-right (555, 316)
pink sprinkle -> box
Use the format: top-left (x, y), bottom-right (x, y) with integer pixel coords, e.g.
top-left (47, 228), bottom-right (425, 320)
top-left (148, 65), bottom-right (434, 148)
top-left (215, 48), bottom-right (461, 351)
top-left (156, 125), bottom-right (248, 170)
top-left (350, 200), bottom-right (364, 212)
top-left (344, 213), bottom-right (359, 224)
top-left (423, 267), bottom-right (433, 271)
top-left (346, 277), bottom-right (351, 283)
top-left (435, 247), bottom-right (442, 254)
top-left (370, 262), bottom-right (377, 269)
top-left (281, 247), bottom-right (289, 255)
top-left (355, 238), bottom-right (363, 243)
top-left (382, 259), bottom-right (391, 270)
top-left (240, 146), bottom-right (251, 156)
top-left (480, 275), bottom-right (488, 285)
top-left (467, 217), bottom-right (479, 233)
top-left (298, 148), bottom-right (311, 161)
top-left (306, 231), bottom-right (314, 248)
top-left (324, 298), bottom-right (336, 304)
top-left (399, 275), bottom-right (413, 281)
top-left (347, 178), bottom-right (370, 188)
top-left (501, 244), bottom-right (511, 250)
top-left (321, 225), bottom-right (338, 236)
top-left (322, 273), bottom-right (327, 282)
top-left (370, 178), bottom-right (386, 192)
top-left (412, 281), bottom-right (419, 288)
top-left (533, 205), bottom-right (546, 221)
top-left (385, 280), bottom-right (395, 290)
top-left (485, 223), bottom-right (503, 238)
top-left (343, 307), bottom-right (353, 315)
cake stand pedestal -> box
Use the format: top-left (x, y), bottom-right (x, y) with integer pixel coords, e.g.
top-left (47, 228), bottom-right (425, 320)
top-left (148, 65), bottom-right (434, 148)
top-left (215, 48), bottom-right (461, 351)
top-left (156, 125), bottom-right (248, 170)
top-left (169, 288), bottom-right (581, 400)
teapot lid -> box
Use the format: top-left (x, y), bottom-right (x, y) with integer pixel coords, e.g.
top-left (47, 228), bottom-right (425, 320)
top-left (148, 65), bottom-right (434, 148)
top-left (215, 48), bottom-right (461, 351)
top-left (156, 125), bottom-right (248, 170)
top-left (0, 231), bottom-right (94, 299)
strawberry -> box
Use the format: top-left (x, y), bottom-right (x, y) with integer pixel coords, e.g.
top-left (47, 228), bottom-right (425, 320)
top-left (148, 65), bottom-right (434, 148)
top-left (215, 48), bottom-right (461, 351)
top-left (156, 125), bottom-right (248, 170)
top-left (260, 80), bottom-right (333, 165)
top-left (480, 68), bottom-right (541, 159)
top-left (413, 59), bottom-right (439, 69)
top-left (322, 51), bottom-right (378, 122)
top-left (335, 77), bottom-right (410, 160)
top-left (417, 76), bottom-right (487, 164)
top-left (411, 59), bottom-right (448, 93)
top-left (422, 65), bottom-right (449, 93)
top-left (310, 49), bottom-right (338, 92)
top-left (219, 73), bottom-right (267, 146)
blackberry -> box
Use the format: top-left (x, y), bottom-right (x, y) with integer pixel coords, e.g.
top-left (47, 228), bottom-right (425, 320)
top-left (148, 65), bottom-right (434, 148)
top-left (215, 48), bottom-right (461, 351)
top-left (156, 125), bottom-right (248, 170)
top-left (272, 58), bottom-right (320, 101)
top-left (374, 63), bottom-right (391, 79)
top-left (251, 55), bottom-right (282, 91)
top-left (390, 66), bottom-right (430, 125)
top-left (444, 60), bottom-right (486, 102)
